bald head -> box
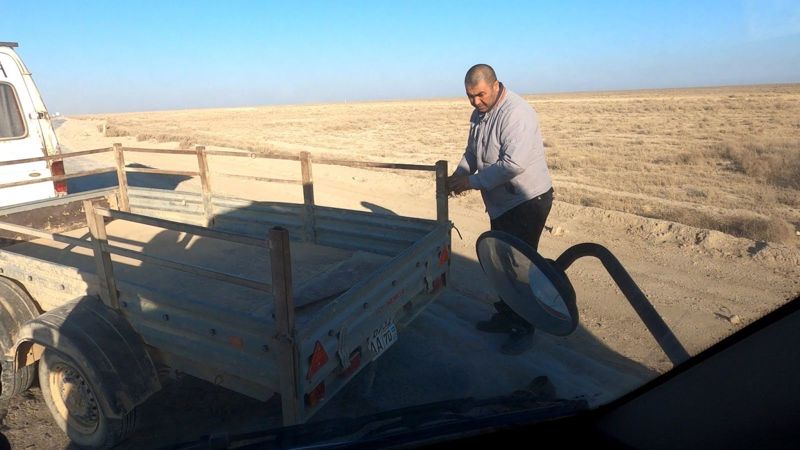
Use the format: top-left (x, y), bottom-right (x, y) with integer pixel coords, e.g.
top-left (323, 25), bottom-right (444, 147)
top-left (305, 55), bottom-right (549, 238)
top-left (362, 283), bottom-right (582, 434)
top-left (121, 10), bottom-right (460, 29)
top-left (464, 64), bottom-right (497, 87)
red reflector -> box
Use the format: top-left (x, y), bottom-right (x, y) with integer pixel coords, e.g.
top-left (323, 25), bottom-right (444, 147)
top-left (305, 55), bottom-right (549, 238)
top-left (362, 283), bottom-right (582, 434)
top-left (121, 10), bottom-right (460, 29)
top-left (51, 160), bottom-right (68, 195)
top-left (306, 341), bottom-right (329, 380)
top-left (305, 382), bottom-right (325, 407)
top-left (438, 246), bottom-right (449, 266)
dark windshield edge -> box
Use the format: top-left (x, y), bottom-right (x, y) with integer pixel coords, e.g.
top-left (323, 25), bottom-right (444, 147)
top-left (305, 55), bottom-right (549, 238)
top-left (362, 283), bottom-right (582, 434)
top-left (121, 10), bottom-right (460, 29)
top-left (592, 292), bottom-right (800, 414)
top-left (176, 396), bottom-right (588, 449)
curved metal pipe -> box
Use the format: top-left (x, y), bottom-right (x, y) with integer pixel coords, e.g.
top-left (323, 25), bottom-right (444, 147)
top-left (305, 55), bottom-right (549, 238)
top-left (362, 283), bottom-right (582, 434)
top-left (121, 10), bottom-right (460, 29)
top-left (555, 243), bottom-right (690, 366)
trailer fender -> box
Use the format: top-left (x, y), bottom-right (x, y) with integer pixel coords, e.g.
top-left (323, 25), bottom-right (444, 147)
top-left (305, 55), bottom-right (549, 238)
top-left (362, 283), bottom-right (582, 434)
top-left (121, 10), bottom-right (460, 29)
top-left (13, 295), bottom-right (160, 418)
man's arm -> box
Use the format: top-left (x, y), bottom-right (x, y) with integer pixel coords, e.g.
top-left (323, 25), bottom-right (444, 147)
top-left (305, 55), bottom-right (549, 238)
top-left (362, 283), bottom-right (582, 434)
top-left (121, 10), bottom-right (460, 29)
top-left (454, 122), bottom-right (478, 176)
top-left (454, 150), bottom-right (477, 176)
top-left (448, 150), bottom-right (476, 195)
top-left (448, 122), bottom-right (478, 194)
top-left (468, 110), bottom-right (538, 190)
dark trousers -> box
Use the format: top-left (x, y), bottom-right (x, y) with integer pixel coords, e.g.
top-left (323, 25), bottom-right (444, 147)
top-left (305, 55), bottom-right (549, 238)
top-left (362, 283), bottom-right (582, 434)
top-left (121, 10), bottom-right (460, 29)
top-left (490, 187), bottom-right (553, 251)
top-left (489, 188), bottom-right (554, 329)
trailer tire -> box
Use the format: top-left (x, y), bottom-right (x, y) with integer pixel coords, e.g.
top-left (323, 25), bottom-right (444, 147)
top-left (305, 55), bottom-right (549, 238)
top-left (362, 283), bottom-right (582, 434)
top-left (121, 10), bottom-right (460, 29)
top-left (39, 349), bottom-right (136, 449)
top-left (0, 361), bottom-right (35, 401)
top-left (0, 277), bottom-right (40, 400)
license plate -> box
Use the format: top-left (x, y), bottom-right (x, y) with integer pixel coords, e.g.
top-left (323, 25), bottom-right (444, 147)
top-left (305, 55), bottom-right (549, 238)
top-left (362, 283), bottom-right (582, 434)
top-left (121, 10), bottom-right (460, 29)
top-left (367, 321), bottom-right (398, 360)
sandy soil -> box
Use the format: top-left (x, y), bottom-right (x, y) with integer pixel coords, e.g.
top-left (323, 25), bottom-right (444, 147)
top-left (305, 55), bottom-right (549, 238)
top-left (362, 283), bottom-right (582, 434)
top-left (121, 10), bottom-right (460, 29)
top-left (2, 100), bottom-right (799, 448)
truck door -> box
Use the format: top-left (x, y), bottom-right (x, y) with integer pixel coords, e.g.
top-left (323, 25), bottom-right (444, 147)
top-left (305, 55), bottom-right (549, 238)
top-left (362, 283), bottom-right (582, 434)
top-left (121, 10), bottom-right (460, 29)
top-left (0, 52), bottom-right (56, 207)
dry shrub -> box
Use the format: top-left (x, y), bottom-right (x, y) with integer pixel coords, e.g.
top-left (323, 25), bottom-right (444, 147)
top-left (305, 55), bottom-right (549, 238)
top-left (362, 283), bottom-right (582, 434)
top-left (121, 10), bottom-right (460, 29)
top-left (721, 214), bottom-right (796, 243)
top-left (178, 138), bottom-right (194, 149)
top-left (640, 206), bottom-right (795, 244)
top-left (548, 151), bottom-right (567, 170)
top-left (103, 124), bottom-right (128, 137)
top-left (580, 196), bottom-right (598, 207)
top-left (686, 187), bottom-right (707, 198)
top-left (677, 152), bottom-right (695, 164)
top-left (716, 139), bottom-right (800, 189)
top-left (131, 130), bottom-right (195, 147)
top-left (557, 183), bottom-right (797, 244)
top-left (776, 191), bottom-right (800, 208)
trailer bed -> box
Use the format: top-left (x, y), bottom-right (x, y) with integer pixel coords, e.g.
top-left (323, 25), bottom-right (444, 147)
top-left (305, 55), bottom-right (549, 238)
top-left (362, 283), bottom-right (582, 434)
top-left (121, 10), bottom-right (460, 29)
top-left (0, 146), bottom-right (450, 428)
top-left (6, 219), bottom-right (389, 325)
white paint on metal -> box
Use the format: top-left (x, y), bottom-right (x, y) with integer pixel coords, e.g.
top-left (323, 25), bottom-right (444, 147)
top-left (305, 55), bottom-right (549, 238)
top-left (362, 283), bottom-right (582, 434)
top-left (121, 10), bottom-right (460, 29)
top-left (0, 44), bottom-right (59, 207)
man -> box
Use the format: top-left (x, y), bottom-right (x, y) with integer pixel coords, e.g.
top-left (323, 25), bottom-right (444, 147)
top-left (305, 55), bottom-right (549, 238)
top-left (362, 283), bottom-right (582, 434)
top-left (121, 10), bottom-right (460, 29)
top-left (447, 64), bottom-right (554, 355)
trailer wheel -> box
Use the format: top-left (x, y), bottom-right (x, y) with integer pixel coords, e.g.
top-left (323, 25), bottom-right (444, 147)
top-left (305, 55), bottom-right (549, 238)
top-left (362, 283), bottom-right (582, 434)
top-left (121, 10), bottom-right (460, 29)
top-left (0, 361), bottom-right (35, 401)
top-left (39, 350), bottom-right (136, 449)
top-left (0, 277), bottom-right (40, 400)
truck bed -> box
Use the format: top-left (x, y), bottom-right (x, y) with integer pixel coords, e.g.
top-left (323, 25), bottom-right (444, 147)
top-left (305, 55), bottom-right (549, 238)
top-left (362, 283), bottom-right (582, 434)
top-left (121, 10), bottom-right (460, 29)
top-left (7, 219), bottom-right (388, 326)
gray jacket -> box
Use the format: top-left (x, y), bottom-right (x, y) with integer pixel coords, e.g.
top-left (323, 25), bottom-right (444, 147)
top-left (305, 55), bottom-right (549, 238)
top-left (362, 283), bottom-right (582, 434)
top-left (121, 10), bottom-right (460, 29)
top-left (455, 85), bottom-right (553, 219)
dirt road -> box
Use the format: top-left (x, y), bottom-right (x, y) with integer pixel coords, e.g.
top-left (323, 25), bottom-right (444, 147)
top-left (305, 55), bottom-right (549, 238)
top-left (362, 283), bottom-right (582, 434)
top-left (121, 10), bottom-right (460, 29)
top-left (1, 118), bottom-right (797, 448)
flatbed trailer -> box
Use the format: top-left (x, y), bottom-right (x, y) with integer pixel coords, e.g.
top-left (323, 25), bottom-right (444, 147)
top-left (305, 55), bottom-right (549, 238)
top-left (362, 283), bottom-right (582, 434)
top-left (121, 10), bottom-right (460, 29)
top-left (0, 145), bottom-right (451, 448)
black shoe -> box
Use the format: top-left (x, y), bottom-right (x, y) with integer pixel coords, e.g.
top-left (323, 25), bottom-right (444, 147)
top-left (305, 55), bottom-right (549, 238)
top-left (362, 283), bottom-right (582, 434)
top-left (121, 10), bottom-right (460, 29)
top-left (476, 313), bottom-right (516, 334)
top-left (500, 327), bottom-right (534, 355)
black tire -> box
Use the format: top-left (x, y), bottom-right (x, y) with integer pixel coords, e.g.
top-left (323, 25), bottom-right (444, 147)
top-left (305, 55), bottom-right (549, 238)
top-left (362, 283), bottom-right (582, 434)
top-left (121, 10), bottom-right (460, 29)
top-left (39, 350), bottom-right (136, 449)
top-left (0, 278), bottom-right (40, 400)
top-left (0, 360), bottom-right (35, 401)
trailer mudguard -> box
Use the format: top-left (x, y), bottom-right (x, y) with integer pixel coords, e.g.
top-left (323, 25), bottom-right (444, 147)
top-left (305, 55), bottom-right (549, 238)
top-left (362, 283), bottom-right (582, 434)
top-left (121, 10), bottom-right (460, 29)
top-left (13, 295), bottom-right (160, 418)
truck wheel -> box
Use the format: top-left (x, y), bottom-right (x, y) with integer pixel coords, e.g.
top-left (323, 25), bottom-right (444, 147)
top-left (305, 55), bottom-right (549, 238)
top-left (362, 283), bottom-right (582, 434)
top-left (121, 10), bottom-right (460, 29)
top-left (39, 350), bottom-right (136, 449)
top-left (0, 278), bottom-right (40, 400)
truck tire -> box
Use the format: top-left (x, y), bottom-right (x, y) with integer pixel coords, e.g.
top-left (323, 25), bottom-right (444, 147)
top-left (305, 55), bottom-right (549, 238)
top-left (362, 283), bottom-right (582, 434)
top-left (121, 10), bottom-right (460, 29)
top-left (0, 277), bottom-right (40, 400)
top-left (39, 349), bottom-right (136, 449)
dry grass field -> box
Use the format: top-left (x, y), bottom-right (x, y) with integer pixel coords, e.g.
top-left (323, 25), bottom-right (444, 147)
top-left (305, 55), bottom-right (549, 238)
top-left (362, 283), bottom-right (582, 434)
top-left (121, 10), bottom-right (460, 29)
top-left (88, 84), bottom-right (800, 245)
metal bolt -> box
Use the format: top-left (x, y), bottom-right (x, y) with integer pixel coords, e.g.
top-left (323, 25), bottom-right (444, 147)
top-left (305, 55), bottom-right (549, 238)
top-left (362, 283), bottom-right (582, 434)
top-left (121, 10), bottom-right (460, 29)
top-left (162, 314), bottom-right (169, 321)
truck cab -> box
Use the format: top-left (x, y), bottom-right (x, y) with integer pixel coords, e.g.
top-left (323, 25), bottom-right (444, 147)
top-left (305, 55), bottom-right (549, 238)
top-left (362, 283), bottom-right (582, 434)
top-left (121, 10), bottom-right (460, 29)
top-left (0, 41), bottom-right (66, 207)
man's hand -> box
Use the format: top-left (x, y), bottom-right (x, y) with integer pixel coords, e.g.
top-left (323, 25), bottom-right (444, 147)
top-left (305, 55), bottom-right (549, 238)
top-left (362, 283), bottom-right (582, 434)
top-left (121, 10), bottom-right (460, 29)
top-left (447, 174), bottom-right (474, 196)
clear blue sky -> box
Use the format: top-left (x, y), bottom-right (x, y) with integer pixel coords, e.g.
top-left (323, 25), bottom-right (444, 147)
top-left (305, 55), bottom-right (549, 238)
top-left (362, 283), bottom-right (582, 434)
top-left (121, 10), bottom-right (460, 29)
top-left (3, 0), bottom-right (799, 114)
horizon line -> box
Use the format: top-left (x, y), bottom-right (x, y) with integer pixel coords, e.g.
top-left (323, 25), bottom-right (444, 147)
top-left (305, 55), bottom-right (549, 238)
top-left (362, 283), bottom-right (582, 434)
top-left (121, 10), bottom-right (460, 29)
top-left (68, 81), bottom-right (800, 117)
